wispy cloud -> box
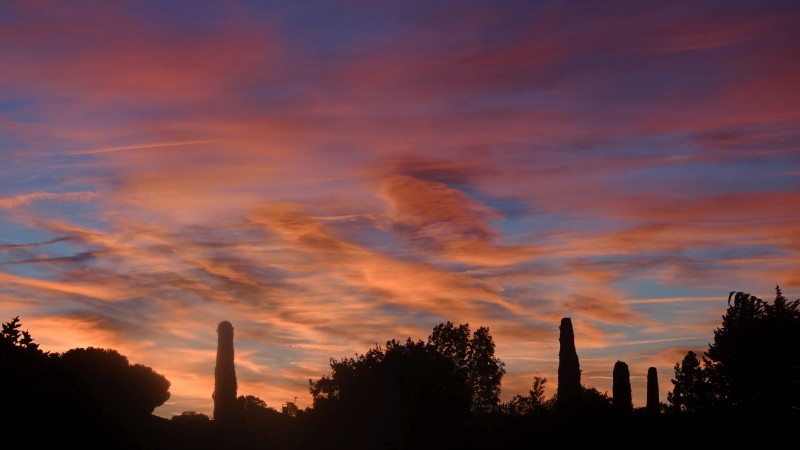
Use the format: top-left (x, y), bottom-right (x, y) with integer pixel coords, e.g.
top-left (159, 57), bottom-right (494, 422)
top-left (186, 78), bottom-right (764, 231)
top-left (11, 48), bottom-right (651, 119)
top-left (0, 237), bottom-right (71, 250)
top-left (0, 192), bottom-right (100, 209)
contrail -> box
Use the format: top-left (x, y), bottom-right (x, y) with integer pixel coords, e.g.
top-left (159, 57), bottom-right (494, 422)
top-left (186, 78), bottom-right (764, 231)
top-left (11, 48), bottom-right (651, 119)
top-left (70, 140), bottom-right (218, 155)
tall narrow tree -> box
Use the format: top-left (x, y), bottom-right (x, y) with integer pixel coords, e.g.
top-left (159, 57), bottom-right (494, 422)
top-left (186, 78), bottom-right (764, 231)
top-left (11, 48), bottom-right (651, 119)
top-left (214, 321), bottom-right (238, 423)
top-left (612, 360), bottom-right (632, 414)
top-left (557, 318), bottom-right (581, 404)
top-left (646, 367), bottom-right (659, 414)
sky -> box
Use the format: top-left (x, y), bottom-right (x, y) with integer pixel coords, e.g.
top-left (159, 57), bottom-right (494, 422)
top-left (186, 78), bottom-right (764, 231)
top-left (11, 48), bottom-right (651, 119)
top-left (1, 0), bottom-right (799, 418)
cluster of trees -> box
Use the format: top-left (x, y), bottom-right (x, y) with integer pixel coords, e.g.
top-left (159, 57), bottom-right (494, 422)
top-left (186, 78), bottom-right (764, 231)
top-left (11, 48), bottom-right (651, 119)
top-left (669, 287), bottom-right (800, 414)
top-left (2, 285), bottom-right (798, 448)
top-left (305, 322), bottom-right (505, 448)
top-left (1, 316), bottom-right (171, 431)
top-left (309, 322), bottom-right (504, 413)
top-left (301, 286), bottom-right (800, 443)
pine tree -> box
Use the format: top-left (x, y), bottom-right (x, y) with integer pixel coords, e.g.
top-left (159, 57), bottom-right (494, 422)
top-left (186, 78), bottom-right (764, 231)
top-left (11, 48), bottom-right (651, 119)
top-left (668, 351), bottom-right (710, 413)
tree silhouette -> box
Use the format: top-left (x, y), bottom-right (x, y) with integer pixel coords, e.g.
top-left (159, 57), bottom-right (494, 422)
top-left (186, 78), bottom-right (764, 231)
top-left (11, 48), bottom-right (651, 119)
top-left (548, 385), bottom-right (613, 417)
top-left (646, 367), bottom-right (659, 414)
top-left (58, 347), bottom-right (171, 417)
top-left (237, 394), bottom-right (283, 425)
top-left (309, 337), bottom-right (471, 448)
top-left (214, 321), bottom-right (238, 423)
top-left (557, 318), bottom-right (581, 407)
top-left (612, 360), bottom-right (632, 414)
top-left (667, 287), bottom-right (800, 415)
top-left (704, 287), bottom-right (800, 413)
top-left (1, 316), bottom-right (40, 352)
top-left (667, 351), bottom-right (710, 414)
top-left (2, 316), bottom-right (172, 448)
top-left (172, 410), bottom-right (211, 424)
top-left (129, 363), bottom-right (172, 413)
top-left (429, 322), bottom-right (505, 414)
top-left (1, 316), bottom-right (50, 424)
top-left (504, 375), bottom-right (548, 416)
top-left (577, 385), bottom-right (612, 415)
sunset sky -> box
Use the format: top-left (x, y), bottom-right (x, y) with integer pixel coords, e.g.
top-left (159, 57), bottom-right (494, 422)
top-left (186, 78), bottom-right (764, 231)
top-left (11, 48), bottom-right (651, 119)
top-left (1, 1), bottom-right (799, 418)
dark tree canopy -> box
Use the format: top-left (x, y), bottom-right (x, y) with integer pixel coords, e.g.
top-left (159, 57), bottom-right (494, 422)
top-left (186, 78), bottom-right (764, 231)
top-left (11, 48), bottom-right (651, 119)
top-left (668, 351), bottom-right (711, 414)
top-left (172, 410), bottom-right (211, 425)
top-left (557, 317), bottom-right (581, 406)
top-left (549, 385), bottom-right (613, 417)
top-left (58, 347), bottom-right (171, 416)
top-left (0, 316), bottom-right (50, 422)
top-left (310, 337), bottom-right (471, 448)
top-left (1, 316), bottom-right (171, 430)
top-left (428, 321), bottom-right (505, 414)
top-left (237, 395), bottom-right (283, 425)
top-left (612, 360), bottom-right (632, 414)
top-left (129, 363), bottom-right (173, 413)
top-left (704, 287), bottom-right (800, 413)
top-left (307, 322), bottom-right (505, 448)
top-left (668, 287), bottom-right (800, 415)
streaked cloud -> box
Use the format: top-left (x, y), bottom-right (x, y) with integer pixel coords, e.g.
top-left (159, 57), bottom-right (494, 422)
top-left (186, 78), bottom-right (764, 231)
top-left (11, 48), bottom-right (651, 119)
top-left (0, 192), bottom-right (100, 209)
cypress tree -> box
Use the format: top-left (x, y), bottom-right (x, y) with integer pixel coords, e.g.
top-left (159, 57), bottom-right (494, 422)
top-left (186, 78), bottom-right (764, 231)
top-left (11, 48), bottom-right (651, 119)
top-left (612, 360), bottom-right (632, 414)
top-left (646, 367), bottom-right (659, 414)
top-left (214, 321), bottom-right (238, 423)
top-left (557, 318), bottom-right (581, 404)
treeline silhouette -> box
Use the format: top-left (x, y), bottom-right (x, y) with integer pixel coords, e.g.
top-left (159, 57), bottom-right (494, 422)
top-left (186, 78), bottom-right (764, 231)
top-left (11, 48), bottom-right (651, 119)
top-left (2, 286), bottom-right (799, 448)
top-left (0, 317), bottom-right (171, 448)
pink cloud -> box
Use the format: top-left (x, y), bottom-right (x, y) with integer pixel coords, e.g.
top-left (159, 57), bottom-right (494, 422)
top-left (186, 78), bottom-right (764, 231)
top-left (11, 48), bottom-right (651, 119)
top-left (380, 174), bottom-right (500, 244)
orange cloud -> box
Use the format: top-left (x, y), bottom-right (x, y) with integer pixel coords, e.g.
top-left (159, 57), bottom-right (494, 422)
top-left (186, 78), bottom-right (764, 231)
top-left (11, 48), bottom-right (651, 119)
top-left (380, 175), bottom-right (499, 243)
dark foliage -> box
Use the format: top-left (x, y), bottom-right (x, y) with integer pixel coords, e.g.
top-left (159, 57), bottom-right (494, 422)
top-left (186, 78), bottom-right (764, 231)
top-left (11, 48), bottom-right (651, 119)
top-left (428, 321), bottom-right (506, 414)
top-left (0, 316), bottom-right (50, 423)
top-left (172, 410), bottom-right (211, 425)
top-left (503, 376), bottom-right (548, 417)
top-left (612, 360), bottom-right (632, 414)
top-left (1, 316), bottom-right (173, 447)
top-left (557, 317), bottom-right (581, 407)
top-left (704, 287), bottom-right (800, 412)
top-left (668, 350), bottom-right (712, 413)
top-left (237, 395), bottom-right (285, 426)
top-left (57, 347), bottom-right (171, 416)
top-left (309, 337), bottom-right (472, 448)
top-left (214, 321), bottom-right (239, 423)
top-left (646, 367), bottom-right (659, 415)
top-left (669, 287), bottom-right (800, 414)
